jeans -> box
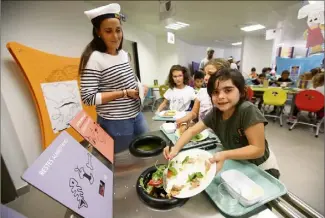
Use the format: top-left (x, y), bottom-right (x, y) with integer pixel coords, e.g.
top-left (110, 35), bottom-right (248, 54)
top-left (97, 113), bottom-right (149, 153)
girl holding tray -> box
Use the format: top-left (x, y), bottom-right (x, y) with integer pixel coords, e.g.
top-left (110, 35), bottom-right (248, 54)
top-left (164, 68), bottom-right (280, 179)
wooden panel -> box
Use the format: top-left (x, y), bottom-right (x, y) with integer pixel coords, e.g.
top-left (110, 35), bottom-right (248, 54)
top-left (6, 42), bottom-right (97, 150)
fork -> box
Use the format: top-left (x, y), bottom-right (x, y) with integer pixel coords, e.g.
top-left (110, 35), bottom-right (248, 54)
top-left (163, 145), bottom-right (171, 191)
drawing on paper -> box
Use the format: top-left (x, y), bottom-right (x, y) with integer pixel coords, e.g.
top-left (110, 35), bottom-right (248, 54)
top-left (41, 80), bottom-right (83, 133)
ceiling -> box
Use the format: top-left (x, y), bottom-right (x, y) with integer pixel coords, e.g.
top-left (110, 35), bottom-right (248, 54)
top-left (88, 1), bottom-right (307, 49)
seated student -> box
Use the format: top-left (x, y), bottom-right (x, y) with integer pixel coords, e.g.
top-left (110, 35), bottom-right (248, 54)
top-left (250, 67), bottom-right (258, 79)
top-left (156, 65), bottom-right (196, 113)
top-left (193, 71), bottom-right (205, 94)
top-left (252, 73), bottom-right (267, 85)
top-left (276, 70), bottom-right (293, 87)
top-left (176, 58), bottom-right (230, 126)
top-left (290, 72), bottom-right (324, 122)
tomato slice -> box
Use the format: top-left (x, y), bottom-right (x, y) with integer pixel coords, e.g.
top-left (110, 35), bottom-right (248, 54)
top-left (167, 170), bottom-right (173, 178)
top-left (148, 179), bottom-right (162, 186)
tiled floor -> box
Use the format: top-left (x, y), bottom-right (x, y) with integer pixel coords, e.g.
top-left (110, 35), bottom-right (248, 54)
top-left (6, 110), bottom-right (324, 216)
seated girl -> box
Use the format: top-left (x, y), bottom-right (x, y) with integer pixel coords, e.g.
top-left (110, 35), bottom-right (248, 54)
top-left (156, 65), bottom-right (196, 113)
top-left (175, 58), bottom-right (230, 126)
top-left (164, 68), bottom-right (280, 179)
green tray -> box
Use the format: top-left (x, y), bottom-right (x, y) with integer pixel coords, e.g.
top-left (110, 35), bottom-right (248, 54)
top-left (152, 115), bottom-right (176, 121)
top-left (159, 126), bottom-right (221, 149)
top-left (205, 159), bottom-right (287, 217)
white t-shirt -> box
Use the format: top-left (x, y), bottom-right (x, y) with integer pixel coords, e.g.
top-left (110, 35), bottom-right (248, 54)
top-left (164, 86), bottom-right (196, 111)
top-left (230, 63), bottom-right (238, 69)
top-left (197, 88), bottom-right (213, 120)
top-left (311, 85), bottom-right (325, 95)
top-left (199, 57), bottom-right (209, 70)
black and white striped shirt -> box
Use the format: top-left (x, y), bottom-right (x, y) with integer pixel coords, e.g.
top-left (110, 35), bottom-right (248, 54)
top-left (80, 50), bottom-right (140, 120)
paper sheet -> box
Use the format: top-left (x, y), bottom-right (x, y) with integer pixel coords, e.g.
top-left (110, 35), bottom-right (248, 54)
top-left (41, 80), bottom-right (83, 133)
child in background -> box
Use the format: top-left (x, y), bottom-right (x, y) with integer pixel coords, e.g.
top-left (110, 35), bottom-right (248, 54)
top-left (193, 71), bottom-right (205, 94)
top-left (276, 70), bottom-right (293, 87)
top-left (312, 72), bottom-right (324, 94)
top-left (176, 58), bottom-right (230, 126)
top-left (250, 67), bottom-right (258, 79)
top-left (156, 65), bottom-right (196, 113)
top-left (312, 72), bottom-right (324, 120)
top-left (164, 68), bottom-right (280, 179)
top-left (289, 72), bottom-right (324, 122)
top-left (252, 74), bottom-right (267, 85)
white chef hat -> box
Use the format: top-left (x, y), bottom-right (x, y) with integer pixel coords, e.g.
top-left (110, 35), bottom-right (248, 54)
top-left (84, 3), bottom-right (121, 26)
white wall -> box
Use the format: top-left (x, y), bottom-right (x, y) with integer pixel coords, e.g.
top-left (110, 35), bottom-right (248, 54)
top-left (223, 47), bottom-right (242, 62)
top-left (241, 35), bottom-right (273, 77)
top-left (156, 36), bottom-right (178, 84)
top-left (1, 0), bottom-right (159, 189)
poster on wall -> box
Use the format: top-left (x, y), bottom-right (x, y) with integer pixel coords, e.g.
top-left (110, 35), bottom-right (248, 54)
top-left (297, 1), bottom-right (324, 55)
top-left (41, 80), bottom-right (83, 133)
top-left (289, 65), bottom-right (301, 81)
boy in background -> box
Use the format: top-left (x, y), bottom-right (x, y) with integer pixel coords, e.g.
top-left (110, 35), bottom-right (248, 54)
top-left (193, 71), bottom-right (205, 94)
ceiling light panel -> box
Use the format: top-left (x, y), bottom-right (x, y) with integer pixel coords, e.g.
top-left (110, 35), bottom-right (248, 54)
top-left (241, 24), bottom-right (265, 32)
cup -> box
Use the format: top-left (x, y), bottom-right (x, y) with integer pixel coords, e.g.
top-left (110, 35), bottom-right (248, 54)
top-left (217, 182), bottom-right (241, 212)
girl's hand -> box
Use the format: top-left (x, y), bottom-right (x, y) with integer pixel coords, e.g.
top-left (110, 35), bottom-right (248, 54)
top-left (209, 152), bottom-right (226, 173)
top-left (127, 89), bottom-right (139, 99)
top-left (163, 146), bottom-right (180, 160)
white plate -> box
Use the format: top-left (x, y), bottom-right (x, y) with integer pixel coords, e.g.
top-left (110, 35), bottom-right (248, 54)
top-left (165, 148), bottom-right (216, 198)
top-left (159, 110), bottom-right (177, 118)
top-left (159, 110), bottom-right (186, 119)
top-left (175, 129), bottom-right (209, 142)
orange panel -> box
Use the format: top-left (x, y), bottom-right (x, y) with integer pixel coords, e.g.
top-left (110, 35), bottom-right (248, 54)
top-left (6, 42), bottom-right (97, 150)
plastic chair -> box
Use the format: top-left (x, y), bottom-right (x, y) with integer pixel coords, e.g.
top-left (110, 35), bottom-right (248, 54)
top-left (246, 86), bottom-right (254, 102)
top-left (262, 88), bottom-right (287, 126)
top-left (289, 90), bottom-right (324, 137)
top-left (152, 85), bottom-right (169, 112)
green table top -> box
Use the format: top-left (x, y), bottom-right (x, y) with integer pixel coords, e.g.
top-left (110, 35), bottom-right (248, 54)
top-left (250, 86), bottom-right (302, 93)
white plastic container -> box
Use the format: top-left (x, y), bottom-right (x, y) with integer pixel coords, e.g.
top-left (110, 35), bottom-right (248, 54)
top-left (162, 123), bottom-right (176, 134)
top-left (220, 169), bottom-right (264, 207)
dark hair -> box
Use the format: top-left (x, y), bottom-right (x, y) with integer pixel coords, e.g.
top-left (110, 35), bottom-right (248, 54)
top-left (78, 18), bottom-right (124, 74)
top-left (262, 67), bottom-right (269, 74)
top-left (281, 70), bottom-right (290, 76)
top-left (251, 67), bottom-right (256, 72)
top-left (259, 73), bottom-right (266, 78)
top-left (194, 71), bottom-right (205, 80)
top-left (311, 68), bottom-right (321, 76)
top-left (267, 67), bottom-right (272, 71)
top-left (207, 68), bottom-right (247, 103)
top-left (167, 65), bottom-right (190, 88)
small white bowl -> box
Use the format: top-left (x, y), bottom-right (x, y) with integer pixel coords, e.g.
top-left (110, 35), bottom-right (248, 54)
top-left (162, 123), bottom-right (176, 134)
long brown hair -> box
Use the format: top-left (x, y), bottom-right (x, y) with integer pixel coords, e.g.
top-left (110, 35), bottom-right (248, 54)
top-left (78, 18), bottom-right (124, 74)
top-left (167, 65), bottom-right (190, 88)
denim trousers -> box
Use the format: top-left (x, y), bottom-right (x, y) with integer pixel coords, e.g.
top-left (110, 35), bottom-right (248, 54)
top-left (97, 112), bottom-right (149, 153)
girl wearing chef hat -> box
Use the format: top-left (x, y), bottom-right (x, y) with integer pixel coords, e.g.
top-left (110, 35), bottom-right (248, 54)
top-left (79, 3), bottom-right (148, 153)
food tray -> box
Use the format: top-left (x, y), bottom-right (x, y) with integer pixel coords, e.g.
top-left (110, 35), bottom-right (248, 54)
top-left (205, 159), bottom-right (287, 217)
top-left (159, 126), bottom-right (221, 151)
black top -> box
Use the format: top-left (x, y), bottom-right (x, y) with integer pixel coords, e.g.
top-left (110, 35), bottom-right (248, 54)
top-left (277, 78), bottom-right (292, 82)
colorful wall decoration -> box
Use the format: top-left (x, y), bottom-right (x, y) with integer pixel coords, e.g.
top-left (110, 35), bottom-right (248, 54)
top-left (298, 2), bottom-right (324, 55)
top-left (276, 53), bottom-right (324, 79)
top-left (6, 42), bottom-right (97, 150)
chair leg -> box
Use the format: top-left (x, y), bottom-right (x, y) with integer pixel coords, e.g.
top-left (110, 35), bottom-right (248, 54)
top-left (151, 99), bottom-right (157, 112)
top-left (279, 107), bottom-right (284, 127)
top-left (289, 114), bottom-right (299, 130)
top-left (315, 118), bottom-right (324, 137)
